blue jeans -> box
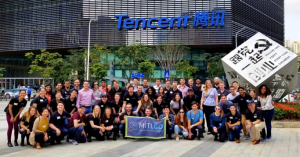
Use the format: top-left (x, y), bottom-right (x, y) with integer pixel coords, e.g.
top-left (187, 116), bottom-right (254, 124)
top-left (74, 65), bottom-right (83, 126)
top-left (119, 124), bottom-right (125, 135)
top-left (263, 109), bottom-right (274, 138)
top-left (228, 125), bottom-right (242, 141)
top-left (51, 127), bottom-right (68, 141)
top-left (132, 106), bottom-right (139, 116)
top-left (68, 126), bottom-right (86, 142)
top-left (85, 106), bottom-right (92, 114)
top-left (20, 130), bottom-right (29, 143)
top-left (174, 125), bottom-right (188, 137)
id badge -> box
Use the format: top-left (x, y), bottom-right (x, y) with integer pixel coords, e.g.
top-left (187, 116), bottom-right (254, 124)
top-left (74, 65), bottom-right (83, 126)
top-left (40, 99), bottom-right (44, 102)
top-left (57, 116), bottom-right (61, 120)
top-left (101, 105), bottom-right (104, 108)
top-left (126, 98), bottom-right (129, 101)
top-left (229, 116), bottom-right (233, 119)
top-left (72, 104), bottom-right (75, 106)
top-left (219, 123), bottom-right (222, 126)
top-left (254, 114), bottom-right (257, 118)
top-left (14, 103), bottom-right (18, 106)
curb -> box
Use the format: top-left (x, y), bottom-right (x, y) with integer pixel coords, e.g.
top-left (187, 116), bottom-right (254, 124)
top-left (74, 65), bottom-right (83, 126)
top-left (272, 121), bottom-right (300, 128)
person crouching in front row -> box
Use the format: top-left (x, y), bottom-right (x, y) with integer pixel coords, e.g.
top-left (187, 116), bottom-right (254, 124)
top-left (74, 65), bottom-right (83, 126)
top-left (226, 104), bottom-right (242, 143)
top-left (210, 105), bottom-right (226, 142)
top-left (187, 101), bottom-right (204, 141)
top-left (119, 103), bottom-right (136, 139)
top-left (246, 100), bottom-right (265, 145)
top-left (159, 106), bottom-right (175, 140)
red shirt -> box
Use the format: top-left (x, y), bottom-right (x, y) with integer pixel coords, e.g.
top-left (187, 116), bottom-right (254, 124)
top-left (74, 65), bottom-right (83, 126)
top-left (67, 111), bottom-right (86, 128)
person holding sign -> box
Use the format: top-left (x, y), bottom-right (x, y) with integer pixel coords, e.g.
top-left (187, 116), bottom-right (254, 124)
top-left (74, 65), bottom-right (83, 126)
top-left (174, 108), bottom-right (189, 141)
top-left (246, 100), bottom-right (265, 145)
top-left (159, 106), bottom-right (175, 140)
top-left (210, 105), bottom-right (226, 142)
top-left (187, 101), bottom-right (204, 140)
top-left (119, 103), bottom-right (136, 139)
top-left (226, 104), bottom-right (242, 143)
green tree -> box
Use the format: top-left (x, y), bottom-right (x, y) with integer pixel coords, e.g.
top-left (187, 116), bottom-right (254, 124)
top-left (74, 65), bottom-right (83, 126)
top-left (152, 40), bottom-right (189, 76)
top-left (200, 53), bottom-right (227, 79)
top-left (138, 60), bottom-right (156, 80)
top-left (0, 67), bottom-right (5, 78)
top-left (175, 61), bottom-right (198, 79)
top-left (88, 44), bottom-right (111, 81)
top-left (53, 48), bottom-right (86, 83)
top-left (25, 49), bottom-right (63, 84)
top-left (113, 41), bottom-right (150, 82)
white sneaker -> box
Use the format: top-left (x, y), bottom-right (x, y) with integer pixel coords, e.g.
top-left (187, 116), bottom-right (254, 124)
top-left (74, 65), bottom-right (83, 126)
top-left (176, 137), bottom-right (179, 141)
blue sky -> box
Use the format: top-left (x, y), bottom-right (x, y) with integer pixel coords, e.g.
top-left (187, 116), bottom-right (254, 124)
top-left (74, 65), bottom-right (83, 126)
top-left (285, 0), bottom-right (300, 41)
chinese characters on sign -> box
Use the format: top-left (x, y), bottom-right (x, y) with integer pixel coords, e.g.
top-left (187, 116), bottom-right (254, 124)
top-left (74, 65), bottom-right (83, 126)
top-left (222, 32), bottom-right (298, 101)
top-left (193, 11), bottom-right (225, 27)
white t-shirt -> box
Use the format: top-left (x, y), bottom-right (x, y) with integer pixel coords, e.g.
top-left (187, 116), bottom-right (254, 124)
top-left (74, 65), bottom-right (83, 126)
top-left (227, 92), bottom-right (239, 100)
top-left (170, 100), bottom-right (184, 109)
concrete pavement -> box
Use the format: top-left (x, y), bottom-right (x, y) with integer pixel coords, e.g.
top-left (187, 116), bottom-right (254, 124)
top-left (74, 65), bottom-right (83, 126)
top-left (0, 100), bottom-right (299, 157)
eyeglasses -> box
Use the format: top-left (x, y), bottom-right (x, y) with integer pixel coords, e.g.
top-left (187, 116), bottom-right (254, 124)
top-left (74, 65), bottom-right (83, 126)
top-left (179, 112), bottom-right (184, 113)
top-left (94, 84), bottom-right (98, 85)
top-left (215, 108), bottom-right (221, 110)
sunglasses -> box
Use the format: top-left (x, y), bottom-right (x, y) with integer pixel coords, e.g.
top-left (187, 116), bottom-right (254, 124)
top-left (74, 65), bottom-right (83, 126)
top-left (215, 108), bottom-right (221, 110)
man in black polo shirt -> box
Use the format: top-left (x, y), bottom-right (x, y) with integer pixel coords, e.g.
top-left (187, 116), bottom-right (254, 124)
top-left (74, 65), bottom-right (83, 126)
top-left (112, 80), bottom-right (125, 99)
top-left (119, 103), bottom-right (136, 139)
top-left (169, 81), bottom-right (183, 101)
top-left (98, 94), bottom-right (112, 115)
top-left (230, 87), bottom-right (252, 139)
top-left (135, 84), bottom-right (144, 98)
top-left (246, 100), bottom-right (265, 145)
top-left (53, 82), bottom-right (63, 97)
top-left (164, 80), bottom-right (172, 103)
top-left (49, 101), bottom-right (71, 145)
top-left (62, 80), bottom-right (72, 98)
top-left (183, 88), bottom-right (200, 112)
top-left (123, 85), bottom-right (141, 115)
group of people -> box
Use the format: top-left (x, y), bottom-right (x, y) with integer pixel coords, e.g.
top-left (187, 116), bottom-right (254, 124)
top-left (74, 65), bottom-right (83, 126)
top-left (5, 77), bottom-right (274, 149)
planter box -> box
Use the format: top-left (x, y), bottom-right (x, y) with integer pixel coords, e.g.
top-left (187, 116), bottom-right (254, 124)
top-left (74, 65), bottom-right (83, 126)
top-left (272, 121), bottom-right (300, 128)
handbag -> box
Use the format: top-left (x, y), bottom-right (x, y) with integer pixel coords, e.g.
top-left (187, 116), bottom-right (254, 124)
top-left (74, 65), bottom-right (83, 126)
top-left (203, 89), bottom-right (214, 104)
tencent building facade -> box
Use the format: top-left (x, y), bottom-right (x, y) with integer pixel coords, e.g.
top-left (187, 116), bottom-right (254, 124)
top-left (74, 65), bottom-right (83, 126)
top-left (0, 0), bottom-right (284, 79)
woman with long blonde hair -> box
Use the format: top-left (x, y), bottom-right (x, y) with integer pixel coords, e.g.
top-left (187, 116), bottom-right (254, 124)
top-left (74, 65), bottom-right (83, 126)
top-left (210, 105), bottom-right (226, 142)
top-left (19, 106), bottom-right (38, 146)
top-left (86, 105), bottom-right (105, 142)
top-left (200, 80), bottom-right (218, 135)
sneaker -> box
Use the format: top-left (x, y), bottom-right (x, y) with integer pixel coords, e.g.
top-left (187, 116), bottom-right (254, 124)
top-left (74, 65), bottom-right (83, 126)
top-left (236, 140), bottom-right (240, 143)
top-left (245, 136), bottom-right (250, 140)
top-left (266, 137), bottom-right (272, 142)
top-left (176, 137), bottom-right (179, 141)
top-left (7, 141), bottom-right (13, 147)
top-left (253, 140), bottom-right (260, 145)
top-left (261, 138), bottom-right (267, 142)
top-left (14, 141), bottom-right (19, 146)
top-left (72, 140), bottom-right (78, 145)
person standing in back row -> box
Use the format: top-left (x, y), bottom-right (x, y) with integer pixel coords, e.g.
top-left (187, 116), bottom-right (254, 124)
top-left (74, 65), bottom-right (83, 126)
top-left (27, 86), bottom-right (32, 101)
top-left (200, 80), bottom-right (218, 135)
top-left (76, 81), bottom-right (101, 114)
top-left (178, 78), bottom-right (189, 98)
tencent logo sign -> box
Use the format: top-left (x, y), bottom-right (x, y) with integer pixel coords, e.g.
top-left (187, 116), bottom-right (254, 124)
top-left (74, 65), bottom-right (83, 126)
top-left (115, 11), bottom-right (225, 29)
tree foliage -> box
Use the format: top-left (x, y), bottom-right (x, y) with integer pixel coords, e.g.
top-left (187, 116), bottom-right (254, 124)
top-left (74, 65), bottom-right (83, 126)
top-left (138, 60), bottom-right (156, 80)
top-left (0, 67), bottom-right (5, 78)
top-left (88, 44), bottom-right (111, 80)
top-left (200, 53), bottom-right (227, 79)
top-left (152, 40), bottom-right (190, 76)
top-left (25, 49), bottom-right (63, 84)
top-left (53, 48), bottom-right (86, 83)
top-left (113, 41), bottom-right (150, 82)
top-left (175, 61), bottom-right (198, 79)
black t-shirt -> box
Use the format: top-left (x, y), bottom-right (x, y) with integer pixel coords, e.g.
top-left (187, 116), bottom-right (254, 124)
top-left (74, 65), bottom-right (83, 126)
top-left (246, 108), bottom-right (263, 122)
top-left (32, 96), bottom-right (48, 114)
top-left (193, 85), bottom-right (203, 100)
top-left (50, 98), bottom-right (64, 113)
top-left (134, 91), bottom-right (144, 99)
top-left (123, 92), bottom-right (140, 107)
top-left (112, 87), bottom-right (125, 100)
top-left (6, 97), bottom-right (27, 116)
top-left (217, 89), bottom-right (230, 100)
top-left (111, 100), bottom-right (123, 113)
top-left (50, 111), bottom-right (71, 128)
top-left (226, 111), bottom-right (241, 124)
top-left (98, 100), bottom-right (112, 116)
top-left (153, 101), bottom-right (167, 114)
top-left (21, 116), bottom-right (36, 131)
top-left (120, 112), bottom-right (136, 121)
top-left (231, 93), bottom-right (252, 114)
top-left (61, 88), bottom-right (72, 98)
top-left (101, 115), bottom-right (115, 127)
top-left (63, 96), bottom-right (77, 113)
top-left (169, 88), bottom-right (183, 100)
top-left (183, 95), bottom-right (200, 111)
top-left (88, 114), bottom-right (101, 126)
